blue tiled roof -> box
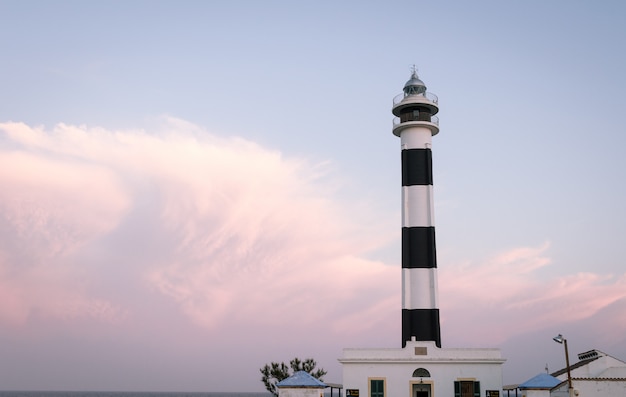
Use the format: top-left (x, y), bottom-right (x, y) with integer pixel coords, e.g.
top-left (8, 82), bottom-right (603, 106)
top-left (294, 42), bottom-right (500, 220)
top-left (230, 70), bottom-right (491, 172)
top-left (519, 373), bottom-right (561, 389)
top-left (277, 371), bottom-right (327, 388)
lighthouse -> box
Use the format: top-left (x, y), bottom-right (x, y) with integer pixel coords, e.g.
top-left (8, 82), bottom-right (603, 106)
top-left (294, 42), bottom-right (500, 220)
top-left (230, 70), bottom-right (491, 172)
top-left (392, 69), bottom-right (441, 348)
top-left (340, 69), bottom-right (505, 397)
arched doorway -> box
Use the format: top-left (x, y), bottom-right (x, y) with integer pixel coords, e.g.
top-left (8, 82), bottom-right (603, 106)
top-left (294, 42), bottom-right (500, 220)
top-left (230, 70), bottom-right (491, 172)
top-left (411, 369), bottom-right (432, 397)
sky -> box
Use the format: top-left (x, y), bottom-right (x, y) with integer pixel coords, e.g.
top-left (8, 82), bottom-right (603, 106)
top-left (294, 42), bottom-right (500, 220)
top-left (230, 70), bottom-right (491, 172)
top-left (1, 0), bottom-right (626, 392)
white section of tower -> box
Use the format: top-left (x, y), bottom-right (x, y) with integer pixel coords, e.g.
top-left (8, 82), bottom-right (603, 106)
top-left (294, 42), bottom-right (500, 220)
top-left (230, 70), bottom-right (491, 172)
top-left (402, 268), bottom-right (439, 309)
top-left (400, 128), bottom-right (433, 148)
top-left (402, 185), bottom-right (435, 227)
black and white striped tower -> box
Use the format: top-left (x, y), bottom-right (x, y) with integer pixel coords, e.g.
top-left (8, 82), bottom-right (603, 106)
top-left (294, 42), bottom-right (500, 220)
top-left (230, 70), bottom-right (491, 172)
top-left (392, 69), bottom-right (441, 348)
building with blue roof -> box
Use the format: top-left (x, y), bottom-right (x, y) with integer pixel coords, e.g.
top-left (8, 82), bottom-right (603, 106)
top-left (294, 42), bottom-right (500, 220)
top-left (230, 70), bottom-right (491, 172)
top-left (277, 371), bottom-right (327, 388)
top-left (503, 349), bottom-right (626, 397)
top-left (518, 373), bottom-right (561, 397)
top-left (277, 371), bottom-right (326, 397)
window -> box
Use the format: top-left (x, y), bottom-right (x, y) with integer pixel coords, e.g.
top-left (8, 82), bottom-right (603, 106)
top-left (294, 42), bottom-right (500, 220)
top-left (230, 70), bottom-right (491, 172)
top-left (370, 379), bottom-right (385, 397)
top-left (412, 368), bottom-right (431, 378)
top-left (454, 381), bottom-right (480, 397)
top-left (399, 108), bottom-right (432, 123)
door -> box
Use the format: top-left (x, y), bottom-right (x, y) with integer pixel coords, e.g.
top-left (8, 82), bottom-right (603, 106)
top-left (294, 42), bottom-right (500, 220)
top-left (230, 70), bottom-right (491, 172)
top-left (412, 383), bottom-right (431, 397)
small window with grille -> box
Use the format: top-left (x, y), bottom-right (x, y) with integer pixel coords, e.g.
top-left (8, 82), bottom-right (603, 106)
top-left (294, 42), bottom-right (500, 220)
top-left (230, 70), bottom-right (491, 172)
top-left (454, 380), bottom-right (480, 397)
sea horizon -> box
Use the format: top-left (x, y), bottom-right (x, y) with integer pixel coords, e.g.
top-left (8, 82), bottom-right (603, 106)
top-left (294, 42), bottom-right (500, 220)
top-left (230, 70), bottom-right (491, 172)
top-left (0, 392), bottom-right (274, 397)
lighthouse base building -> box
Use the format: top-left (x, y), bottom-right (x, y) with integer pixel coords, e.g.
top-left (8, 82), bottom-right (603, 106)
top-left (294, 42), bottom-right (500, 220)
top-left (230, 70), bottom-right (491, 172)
top-left (340, 340), bottom-right (505, 397)
top-left (339, 70), bottom-right (505, 397)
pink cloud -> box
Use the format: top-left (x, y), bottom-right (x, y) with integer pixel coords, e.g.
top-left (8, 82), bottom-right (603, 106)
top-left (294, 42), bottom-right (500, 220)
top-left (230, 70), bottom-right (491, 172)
top-left (0, 132), bottom-right (131, 326)
top-left (439, 243), bottom-right (626, 345)
top-left (0, 119), bottom-right (395, 334)
top-left (1, 119), bottom-right (624, 359)
top-left (0, 151), bottom-right (130, 257)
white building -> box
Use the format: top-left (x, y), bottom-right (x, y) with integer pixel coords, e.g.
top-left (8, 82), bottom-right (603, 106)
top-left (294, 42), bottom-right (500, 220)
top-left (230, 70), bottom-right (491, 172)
top-left (550, 349), bottom-right (626, 397)
top-left (277, 371), bottom-right (326, 397)
top-left (509, 349), bottom-right (626, 397)
top-left (517, 373), bottom-right (560, 397)
top-left (341, 340), bottom-right (505, 397)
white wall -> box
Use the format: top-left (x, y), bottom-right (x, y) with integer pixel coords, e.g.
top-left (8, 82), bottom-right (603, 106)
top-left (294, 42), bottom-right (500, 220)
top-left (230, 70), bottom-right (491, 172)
top-left (341, 341), bottom-right (504, 397)
top-left (520, 390), bottom-right (550, 397)
top-left (576, 379), bottom-right (626, 396)
top-left (279, 388), bottom-right (324, 397)
top-left (551, 379), bottom-right (626, 397)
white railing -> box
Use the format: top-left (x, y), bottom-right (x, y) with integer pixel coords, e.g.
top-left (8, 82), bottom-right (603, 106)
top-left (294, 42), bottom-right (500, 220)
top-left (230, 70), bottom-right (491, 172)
top-left (393, 91), bottom-right (439, 106)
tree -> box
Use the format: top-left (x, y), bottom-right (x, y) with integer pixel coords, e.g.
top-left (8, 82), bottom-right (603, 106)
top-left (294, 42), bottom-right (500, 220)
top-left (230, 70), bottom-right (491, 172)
top-left (260, 357), bottom-right (327, 396)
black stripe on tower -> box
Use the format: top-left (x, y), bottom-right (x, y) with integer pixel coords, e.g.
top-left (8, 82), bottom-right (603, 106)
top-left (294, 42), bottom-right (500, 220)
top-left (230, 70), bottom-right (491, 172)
top-left (402, 148), bottom-right (432, 186)
top-left (402, 227), bottom-right (436, 268)
top-left (402, 309), bottom-right (441, 347)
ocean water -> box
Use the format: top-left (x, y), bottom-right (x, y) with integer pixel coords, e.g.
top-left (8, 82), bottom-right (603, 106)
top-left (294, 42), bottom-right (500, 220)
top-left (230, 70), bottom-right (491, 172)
top-left (0, 393), bottom-right (272, 397)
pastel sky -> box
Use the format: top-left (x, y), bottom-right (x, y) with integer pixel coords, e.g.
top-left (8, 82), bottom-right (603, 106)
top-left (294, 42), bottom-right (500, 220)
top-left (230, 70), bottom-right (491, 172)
top-left (1, 0), bottom-right (626, 392)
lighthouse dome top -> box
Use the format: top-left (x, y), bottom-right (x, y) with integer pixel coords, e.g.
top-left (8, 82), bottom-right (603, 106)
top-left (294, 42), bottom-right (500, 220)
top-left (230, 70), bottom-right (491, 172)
top-left (403, 70), bottom-right (427, 95)
top-left (392, 69), bottom-right (439, 118)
